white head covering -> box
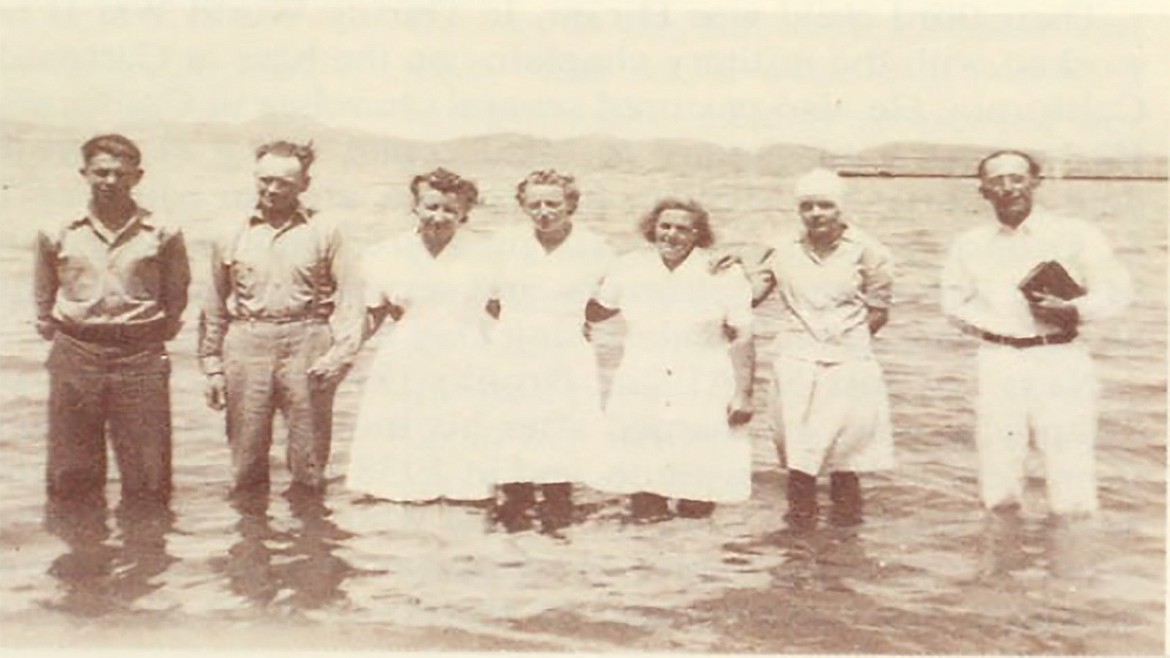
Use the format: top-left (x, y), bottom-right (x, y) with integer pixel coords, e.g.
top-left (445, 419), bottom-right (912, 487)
top-left (794, 168), bottom-right (846, 205)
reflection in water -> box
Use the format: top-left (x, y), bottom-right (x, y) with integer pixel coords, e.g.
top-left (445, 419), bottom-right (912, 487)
top-left (977, 508), bottom-right (1029, 579)
top-left (220, 488), bottom-right (358, 611)
top-left (42, 493), bottom-right (177, 617)
top-left (976, 507), bottom-right (1103, 583)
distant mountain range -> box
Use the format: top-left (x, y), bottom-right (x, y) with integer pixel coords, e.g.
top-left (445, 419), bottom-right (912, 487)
top-left (2, 116), bottom-right (1165, 179)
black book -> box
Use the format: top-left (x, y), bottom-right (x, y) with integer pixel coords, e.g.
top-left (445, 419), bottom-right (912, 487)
top-left (1018, 260), bottom-right (1086, 301)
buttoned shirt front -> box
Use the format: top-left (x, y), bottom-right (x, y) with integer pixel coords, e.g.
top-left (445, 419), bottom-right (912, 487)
top-left (34, 207), bottom-right (191, 334)
top-left (198, 205), bottom-right (353, 374)
top-left (766, 225), bottom-right (893, 364)
top-left (941, 208), bottom-right (1131, 338)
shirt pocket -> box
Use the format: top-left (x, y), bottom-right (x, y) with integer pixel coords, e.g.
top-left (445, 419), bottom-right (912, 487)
top-left (228, 259), bottom-right (260, 297)
top-left (125, 254), bottom-right (162, 300)
top-left (56, 252), bottom-right (100, 302)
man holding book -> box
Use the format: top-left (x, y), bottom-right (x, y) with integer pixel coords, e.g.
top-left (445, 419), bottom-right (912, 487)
top-left (940, 149), bottom-right (1131, 518)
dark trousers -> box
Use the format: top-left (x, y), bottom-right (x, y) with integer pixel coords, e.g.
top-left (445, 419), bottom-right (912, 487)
top-left (46, 333), bottom-right (173, 505)
top-left (223, 320), bottom-right (336, 492)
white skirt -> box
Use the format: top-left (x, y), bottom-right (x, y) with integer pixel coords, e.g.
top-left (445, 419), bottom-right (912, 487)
top-left (770, 355), bottom-right (895, 476)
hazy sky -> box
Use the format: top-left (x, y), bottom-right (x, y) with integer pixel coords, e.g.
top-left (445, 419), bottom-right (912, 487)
top-left (1, 2), bottom-right (1167, 155)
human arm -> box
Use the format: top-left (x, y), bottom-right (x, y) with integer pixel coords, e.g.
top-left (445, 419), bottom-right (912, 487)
top-left (159, 227), bottom-right (192, 341)
top-left (723, 265), bottom-right (755, 426)
top-left (1065, 222), bottom-right (1132, 323)
top-left (309, 224), bottom-right (363, 388)
top-left (939, 238), bottom-right (986, 337)
top-left (33, 231), bottom-right (59, 340)
top-left (860, 238), bottom-right (894, 336)
top-left (584, 262), bottom-right (622, 339)
top-left (727, 325), bottom-right (755, 426)
top-left (198, 234), bottom-right (231, 410)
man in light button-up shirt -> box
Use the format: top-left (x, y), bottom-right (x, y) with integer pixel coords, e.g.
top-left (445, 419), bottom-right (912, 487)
top-left (198, 141), bottom-right (361, 497)
top-left (941, 149), bottom-right (1131, 518)
top-left (34, 134), bottom-right (191, 508)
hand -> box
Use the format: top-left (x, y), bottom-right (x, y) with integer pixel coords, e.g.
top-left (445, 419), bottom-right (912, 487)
top-left (307, 357), bottom-right (352, 390)
top-left (35, 319), bottom-right (57, 341)
top-left (726, 392), bottom-right (753, 427)
top-left (163, 318), bottom-right (184, 341)
top-left (866, 306), bottom-right (889, 335)
top-left (708, 252), bottom-right (742, 275)
top-left (1028, 292), bottom-right (1080, 330)
top-left (204, 373), bottom-right (227, 411)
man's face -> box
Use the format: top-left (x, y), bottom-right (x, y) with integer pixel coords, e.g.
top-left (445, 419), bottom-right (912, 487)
top-left (254, 153), bottom-right (308, 215)
top-left (413, 183), bottom-right (467, 244)
top-left (521, 183), bottom-right (572, 234)
top-left (654, 208), bottom-right (700, 267)
top-left (80, 152), bottom-right (142, 206)
top-left (797, 196), bottom-right (844, 244)
top-left (979, 153), bottom-right (1039, 226)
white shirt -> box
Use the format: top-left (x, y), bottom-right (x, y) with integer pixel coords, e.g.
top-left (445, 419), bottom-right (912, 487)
top-left (489, 224), bottom-right (615, 336)
top-left (766, 225), bottom-right (893, 363)
top-left (941, 208), bottom-right (1130, 338)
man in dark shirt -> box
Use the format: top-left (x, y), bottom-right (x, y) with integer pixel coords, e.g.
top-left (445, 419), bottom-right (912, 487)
top-left (34, 133), bottom-right (191, 507)
top-left (198, 140), bottom-right (359, 496)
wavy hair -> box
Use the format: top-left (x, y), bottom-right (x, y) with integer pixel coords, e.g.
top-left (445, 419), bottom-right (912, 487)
top-left (638, 197), bottom-right (715, 248)
top-left (515, 169), bottom-right (581, 214)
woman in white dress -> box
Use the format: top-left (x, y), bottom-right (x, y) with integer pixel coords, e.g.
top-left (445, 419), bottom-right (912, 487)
top-left (345, 168), bottom-right (498, 503)
top-left (586, 198), bottom-right (756, 521)
top-left (487, 170), bottom-right (615, 533)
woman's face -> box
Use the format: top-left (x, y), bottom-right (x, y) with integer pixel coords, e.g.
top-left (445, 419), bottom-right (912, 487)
top-left (654, 208), bottom-right (700, 268)
top-left (520, 183), bottom-right (572, 234)
top-left (413, 183), bottom-right (466, 244)
top-left (798, 196), bottom-right (844, 245)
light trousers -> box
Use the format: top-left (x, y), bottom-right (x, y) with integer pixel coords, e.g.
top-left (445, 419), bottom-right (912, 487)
top-left (223, 320), bottom-right (336, 491)
top-left (974, 342), bottom-right (1100, 515)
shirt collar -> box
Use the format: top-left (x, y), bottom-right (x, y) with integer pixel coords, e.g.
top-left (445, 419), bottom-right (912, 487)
top-left (71, 206), bottom-right (153, 231)
top-left (249, 203), bottom-right (313, 226)
top-left (995, 208), bottom-right (1048, 236)
top-left (797, 223), bottom-right (853, 253)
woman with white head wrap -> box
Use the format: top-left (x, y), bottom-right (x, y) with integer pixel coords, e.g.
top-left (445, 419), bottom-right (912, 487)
top-left (754, 168), bottom-right (896, 531)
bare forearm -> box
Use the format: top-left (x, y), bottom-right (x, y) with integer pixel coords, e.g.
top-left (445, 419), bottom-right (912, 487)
top-left (728, 332), bottom-right (755, 399)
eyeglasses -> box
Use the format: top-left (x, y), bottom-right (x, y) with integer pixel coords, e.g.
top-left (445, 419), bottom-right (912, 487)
top-left (982, 174), bottom-right (1033, 191)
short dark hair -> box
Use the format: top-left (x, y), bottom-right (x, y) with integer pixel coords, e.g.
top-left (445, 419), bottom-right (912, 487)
top-left (81, 134), bottom-right (141, 167)
top-left (410, 168), bottom-right (479, 222)
top-left (976, 149), bottom-right (1042, 179)
top-left (255, 140), bottom-right (315, 174)
top-left (638, 198), bottom-right (715, 248)
top-left (516, 169), bottom-right (581, 214)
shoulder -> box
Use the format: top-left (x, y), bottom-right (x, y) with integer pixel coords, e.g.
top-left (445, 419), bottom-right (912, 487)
top-left (615, 248), bottom-right (655, 270)
top-left (137, 209), bottom-right (186, 242)
top-left (844, 225), bottom-right (892, 260)
top-left (303, 208), bottom-right (346, 240)
top-left (952, 223), bottom-right (997, 250)
top-left (1031, 209), bottom-right (1101, 236)
top-left (488, 223), bottom-right (529, 249)
top-left (369, 231), bottom-right (417, 256)
top-left (40, 216), bottom-right (87, 245)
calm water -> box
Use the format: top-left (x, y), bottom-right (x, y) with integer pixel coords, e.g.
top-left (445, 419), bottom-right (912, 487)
top-left (0, 156), bottom-right (1164, 653)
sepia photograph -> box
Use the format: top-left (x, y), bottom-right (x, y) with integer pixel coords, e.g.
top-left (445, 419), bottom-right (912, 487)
top-left (0, 1), bottom-right (1166, 654)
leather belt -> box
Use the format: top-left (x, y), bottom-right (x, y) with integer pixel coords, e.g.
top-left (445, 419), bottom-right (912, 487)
top-left (979, 329), bottom-right (1077, 348)
top-left (58, 320), bottom-right (168, 346)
